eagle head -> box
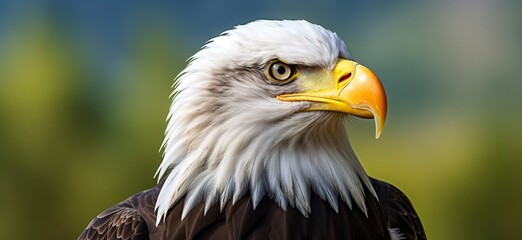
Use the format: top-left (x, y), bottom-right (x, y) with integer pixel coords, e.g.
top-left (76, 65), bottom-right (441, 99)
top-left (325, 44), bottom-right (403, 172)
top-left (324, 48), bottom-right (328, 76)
top-left (155, 20), bottom-right (387, 224)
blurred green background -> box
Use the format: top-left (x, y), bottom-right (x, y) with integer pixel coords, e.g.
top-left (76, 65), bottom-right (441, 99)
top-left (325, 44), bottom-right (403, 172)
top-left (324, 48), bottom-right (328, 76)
top-left (1, 0), bottom-right (521, 239)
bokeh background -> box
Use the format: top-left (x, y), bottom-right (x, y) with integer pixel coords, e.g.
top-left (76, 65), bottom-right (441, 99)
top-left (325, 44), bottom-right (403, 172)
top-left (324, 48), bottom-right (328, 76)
top-left (1, 0), bottom-right (521, 239)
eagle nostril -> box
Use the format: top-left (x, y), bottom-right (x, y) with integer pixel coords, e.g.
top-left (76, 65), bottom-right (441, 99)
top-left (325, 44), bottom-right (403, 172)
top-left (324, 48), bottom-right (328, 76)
top-left (339, 72), bottom-right (352, 85)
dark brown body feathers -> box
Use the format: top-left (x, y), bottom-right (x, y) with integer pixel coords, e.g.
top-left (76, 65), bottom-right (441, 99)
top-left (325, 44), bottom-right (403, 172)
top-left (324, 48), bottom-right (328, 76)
top-left (79, 178), bottom-right (425, 240)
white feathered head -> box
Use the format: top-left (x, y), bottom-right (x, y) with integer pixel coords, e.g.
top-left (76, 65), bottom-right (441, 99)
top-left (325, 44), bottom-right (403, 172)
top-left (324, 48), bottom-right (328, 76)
top-left (155, 20), bottom-right (387, 224)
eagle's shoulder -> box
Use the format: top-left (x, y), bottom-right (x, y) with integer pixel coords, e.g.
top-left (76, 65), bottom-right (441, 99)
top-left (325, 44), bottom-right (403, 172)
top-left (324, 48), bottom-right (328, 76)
top-left (78, 185), bottom-right (161, 240)
top-left (371, 178), bottom-right (427, 239)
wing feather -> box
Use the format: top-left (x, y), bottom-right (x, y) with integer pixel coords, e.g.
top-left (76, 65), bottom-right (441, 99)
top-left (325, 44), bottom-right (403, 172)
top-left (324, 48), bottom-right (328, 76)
top-left (78, 184), bottom-right (163, 240)
top-left (372, 178), bottom-right (427, 239)
top-left (78, 201), bottom-right (148, 240)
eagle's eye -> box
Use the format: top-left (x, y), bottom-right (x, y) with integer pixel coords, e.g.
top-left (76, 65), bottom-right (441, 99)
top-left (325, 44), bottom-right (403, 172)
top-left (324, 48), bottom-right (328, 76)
top-left (266, 60), bottom-right (298, 83)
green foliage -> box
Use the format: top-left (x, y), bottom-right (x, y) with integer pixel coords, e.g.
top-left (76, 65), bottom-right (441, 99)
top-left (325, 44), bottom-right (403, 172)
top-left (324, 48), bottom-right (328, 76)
top-left (0, 14), bottom-right (183, 239)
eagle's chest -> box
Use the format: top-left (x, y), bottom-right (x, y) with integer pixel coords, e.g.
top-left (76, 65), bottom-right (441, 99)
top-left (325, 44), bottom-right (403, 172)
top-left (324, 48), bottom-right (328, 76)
top-left (150, 191), bottom-right (389, 240)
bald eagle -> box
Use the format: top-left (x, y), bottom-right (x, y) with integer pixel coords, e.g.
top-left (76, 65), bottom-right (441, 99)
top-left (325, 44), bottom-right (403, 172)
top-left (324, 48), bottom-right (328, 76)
top-left (79, 20), bottom-right (425, 240)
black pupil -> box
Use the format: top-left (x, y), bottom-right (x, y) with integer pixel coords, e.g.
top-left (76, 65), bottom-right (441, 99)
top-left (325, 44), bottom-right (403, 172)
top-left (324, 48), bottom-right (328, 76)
top-left (277, 65), bottom-right (287, 75)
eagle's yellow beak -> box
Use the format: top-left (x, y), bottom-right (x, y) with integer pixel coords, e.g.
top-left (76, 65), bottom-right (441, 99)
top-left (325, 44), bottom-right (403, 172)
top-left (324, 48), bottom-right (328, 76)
top-left (276, 59), bottom-right (387, 138)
